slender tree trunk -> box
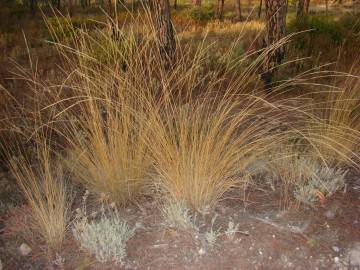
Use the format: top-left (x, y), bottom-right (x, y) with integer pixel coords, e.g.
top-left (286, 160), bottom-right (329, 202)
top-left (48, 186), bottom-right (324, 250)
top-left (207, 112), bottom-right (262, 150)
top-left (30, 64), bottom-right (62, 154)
top-left (68, 0), bottom-right (73, 16)
top-left (325, 0), bottom-right (328, 15)
top-left (216, 0), bottom-right (225, 19)
top-left (104, 0), bottom-right (118, 38)
top-left (57, 0), bottom-right (61, 9)
top-left (235, 0), bottom-right (243, 21)
top-left (174, 0), bottom-right (177, 9)
top-left (262, 0), bottom-right (287, 91)
top-left (149, 0), bottom-right (176, 67)
top-left (297, 0), bottom-right (305, 17)
top-left (30, 0), bottom-right (37, 14)
top-left (104, 0), bottom-right (113, 17)
top-left (258, 0), bottom-right (263, 17)
top-left (305, 0), bottom-right (310, 13)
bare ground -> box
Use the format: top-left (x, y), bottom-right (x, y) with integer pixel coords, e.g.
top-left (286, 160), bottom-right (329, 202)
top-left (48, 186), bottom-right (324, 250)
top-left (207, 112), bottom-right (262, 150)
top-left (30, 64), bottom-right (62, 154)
top-left (0, 170), bottom-right (359, 270)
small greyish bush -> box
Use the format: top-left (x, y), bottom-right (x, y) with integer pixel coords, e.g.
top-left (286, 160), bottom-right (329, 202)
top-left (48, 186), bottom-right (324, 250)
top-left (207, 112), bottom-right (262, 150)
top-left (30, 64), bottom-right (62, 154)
top-left (225, 220), bottom-right (240, 240)
top-left (204, 215), bottom-right (221, 247)
top-left (73, 193), bottom-right (135, 264)
top-left (162, 201), bottom-right (198, 231)
top-left (294, 166), bottom-right (347, 205)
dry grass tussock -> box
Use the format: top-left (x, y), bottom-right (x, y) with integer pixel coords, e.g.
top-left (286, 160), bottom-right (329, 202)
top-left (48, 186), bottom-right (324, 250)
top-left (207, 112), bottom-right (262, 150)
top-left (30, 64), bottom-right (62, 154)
top-left (292, 69), bottom-right (360, 167)
top-left (6, 142), bottom-right (70, 255)
top-left (2, 9), bottom-right (360, 220)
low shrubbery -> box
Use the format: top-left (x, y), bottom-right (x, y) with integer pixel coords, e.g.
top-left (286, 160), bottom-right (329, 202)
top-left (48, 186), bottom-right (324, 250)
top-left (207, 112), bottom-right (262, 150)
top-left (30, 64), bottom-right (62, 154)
top-left (287, 12), bottom-right (360, 64)
top-left (73, 192), bottom-right (135, 264)
top-left (6, 143), bottom-right (70, 255)
top-left (187, 4), bottom-right (215, 22)
top-left (2, 8), bottom-right (360, 264)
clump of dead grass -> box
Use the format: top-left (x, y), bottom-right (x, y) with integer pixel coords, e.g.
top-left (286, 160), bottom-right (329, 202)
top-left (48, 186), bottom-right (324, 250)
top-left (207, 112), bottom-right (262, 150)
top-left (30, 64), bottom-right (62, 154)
top-left (7, 143), bottom-right (70, 255)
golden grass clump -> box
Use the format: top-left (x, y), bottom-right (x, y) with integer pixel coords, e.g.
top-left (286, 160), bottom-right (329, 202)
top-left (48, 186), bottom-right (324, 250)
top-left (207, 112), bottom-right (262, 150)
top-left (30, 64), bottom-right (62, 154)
top-left (6, 9), bottom-right (360, 215)
top-left (64, 97), bottom-right (151, 204)
top-left (297, 71), bottom-right (360, 167)
top-left (39, 15), bottom-right (153, 203)
top-left (40, 12), bottom-right (290, 210)
top-left (135, 43), bottom-right (295, 210)
top-left (8, 144), bottom-right (70, 255)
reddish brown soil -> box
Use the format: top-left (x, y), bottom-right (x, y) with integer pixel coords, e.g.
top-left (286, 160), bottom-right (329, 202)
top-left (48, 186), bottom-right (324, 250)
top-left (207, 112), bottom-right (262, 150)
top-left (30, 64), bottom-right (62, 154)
top-left (0, 173), bottom-right (359, 270)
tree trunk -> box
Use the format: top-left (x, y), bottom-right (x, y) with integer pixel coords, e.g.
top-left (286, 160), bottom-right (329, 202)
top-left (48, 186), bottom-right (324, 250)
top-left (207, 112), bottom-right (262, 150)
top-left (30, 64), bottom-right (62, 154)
top-left (305, 0), bottom-right (310, 13)
top-left (216, 0), bottom-right (225, 19)
top-left (30, 0), bottom-right (37, 14)
top-left (104, 0), bottom-right (113, 17)
top-left (235, 0), bottom-right (243, 21)
top-left (149, 0), bottom-right (176, 67)
top-left (68, 0), bottom-right (73, 16)
top-left (262, 0), bottom-right (287, 91)
top-left (325, 0), bottom-right (328, 15)
top-left (174, 0), bottom-right (177, 9)
top-left (297, 0), bottom-right (305, 17)
top-left (258, 0), bottom-right (263, 17)
top-left (104, 0), bottom-right (118, 38)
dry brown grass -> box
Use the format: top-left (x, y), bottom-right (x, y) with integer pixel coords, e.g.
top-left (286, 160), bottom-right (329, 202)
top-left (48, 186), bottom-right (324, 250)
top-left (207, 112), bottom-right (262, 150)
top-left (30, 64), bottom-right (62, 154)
top-left (7, 143), bottom-right (70, 255)
top-left (37, 11), bottom-right (294, 210)
top-left (3, 8), bottom-right (360, 220)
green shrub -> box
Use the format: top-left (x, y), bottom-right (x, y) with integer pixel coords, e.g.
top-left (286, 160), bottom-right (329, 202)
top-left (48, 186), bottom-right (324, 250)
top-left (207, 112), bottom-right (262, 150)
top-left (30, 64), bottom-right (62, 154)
top-left (188, 5), bottom-right (215, 22)
top-left (46, 16), bottom-right (102, 41)
top-left (288, 15), bottom-right (344, 48)
top-left (338, 12), bottom-right (360, 34)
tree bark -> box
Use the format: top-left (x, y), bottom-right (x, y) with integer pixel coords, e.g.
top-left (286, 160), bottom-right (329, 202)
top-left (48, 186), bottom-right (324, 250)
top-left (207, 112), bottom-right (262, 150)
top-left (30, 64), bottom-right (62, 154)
top-left (262, 0), bottom-right (287, 91)
top-left (149, 0), bottom-right (176, 67)
top-left (297, 0), bottom-right (305, 17)
top-left (216, 0), bottom-right (225, 20)
top-left (104, 0), bottom-right (113, 17)
top-left (305, 0), bottom-right (310, 13)
top-left (104, 0), bottom-right (119, 39)
top-left (325, 0), bottom-right (329, 16)
top-left (68, 0), bottom-right (73, 16)
top-left (258, 0), bottom-right (263, 17)
top-left (30, 0), bottom-right (37, 14)
top-left (235, 0), bottom-right (243, 21)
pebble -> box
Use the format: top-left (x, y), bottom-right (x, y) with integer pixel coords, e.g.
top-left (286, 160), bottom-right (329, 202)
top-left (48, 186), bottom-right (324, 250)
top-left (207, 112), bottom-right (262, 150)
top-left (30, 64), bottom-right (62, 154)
top-left (324, 204), bottom-right (340, 219)
top-left (19, 243), bottom-right (32, 256)
top-left (198, 248), bottom-right (206, 255)
top-left (334, 256), bottom-right (340, 263)
top-left (348, 243), bottom-right (360, 267)
top-left (153, 244), bottom-right (168, 248)
top-left (332, 246), bottom-right (340, 253)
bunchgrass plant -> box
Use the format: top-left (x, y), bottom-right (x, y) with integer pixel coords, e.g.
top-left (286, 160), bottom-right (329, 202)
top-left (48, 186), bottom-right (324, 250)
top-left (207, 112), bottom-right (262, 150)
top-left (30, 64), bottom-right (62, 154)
top-left (8, 144), bottom-right (70, 255)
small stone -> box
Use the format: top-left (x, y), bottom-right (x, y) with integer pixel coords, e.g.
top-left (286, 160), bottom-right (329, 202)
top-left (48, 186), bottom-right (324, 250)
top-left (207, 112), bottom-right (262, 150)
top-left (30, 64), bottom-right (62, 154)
top-left (332, 246), bottom-right (340, 253)
top-left (324, 209), bottom-right (336, 219)
top-left (334, 257), bottom-right (340, 263)
top-left (198, 248), bottom-right (206, 255)
top-left (324, 204), bottom-right (340, 219)
top-left (348, 243), bottom-right (360, 267)
top-left (19, 243), bottom-right (32, 256)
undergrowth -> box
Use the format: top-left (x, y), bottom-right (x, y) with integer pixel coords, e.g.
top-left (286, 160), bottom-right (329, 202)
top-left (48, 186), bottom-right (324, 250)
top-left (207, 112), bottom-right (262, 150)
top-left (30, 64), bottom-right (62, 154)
top-left (1, 6), bottom-right (360, 263)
